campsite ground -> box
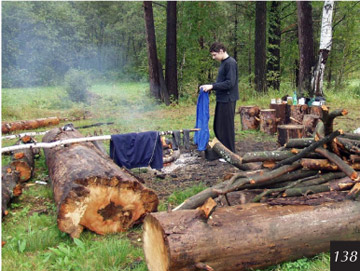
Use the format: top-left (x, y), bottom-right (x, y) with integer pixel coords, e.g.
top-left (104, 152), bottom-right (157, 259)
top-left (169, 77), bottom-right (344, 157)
top-left (2, 81), bottom-right (359, 270)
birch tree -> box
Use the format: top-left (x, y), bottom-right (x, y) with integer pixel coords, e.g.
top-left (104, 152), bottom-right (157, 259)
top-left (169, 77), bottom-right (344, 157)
top-left (311, 1), bottom-right (335, 97)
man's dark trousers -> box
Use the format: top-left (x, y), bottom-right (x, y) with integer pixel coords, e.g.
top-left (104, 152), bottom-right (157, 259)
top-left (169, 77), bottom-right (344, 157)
top-left (214, 101), bottom-right (236, 153)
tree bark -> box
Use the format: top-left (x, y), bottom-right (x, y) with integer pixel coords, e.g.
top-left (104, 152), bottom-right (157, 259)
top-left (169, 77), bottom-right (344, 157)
top-left (144, 1), bottom-right (161, 100)
top-left (165, 1), bottom-right (178, 102)
top-left (277, 124), bottom-right (304, 146)
top-left (254, 1), bottom-right (267, 93)
top-left (2, 165), bottom-right (21, 216)
top-left (267, 1), bottom-right (281, 90)
top-left (259, 109), bottom-right (277, 135)
top-left (312, 1), bottom-right (335, 97)
top-left (303, 114), bottom-right (320, 136)
top-left (42, 127), bottom-right (158, 238)
top-left (290, 104), bottom-right (309, 124)
top-left (296, 1), bottom-right (315, 96)
top-left (270, 103), bottom-right (289, 125)
top-left (238, 106), bottom-right (260, 130)
top-left (2, 117), bottom-right (60, 134)
top-left (144, 201), bottom-right (360, 271)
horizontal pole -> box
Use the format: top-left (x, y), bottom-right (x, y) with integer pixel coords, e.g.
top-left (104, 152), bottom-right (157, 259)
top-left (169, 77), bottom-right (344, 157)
top-left (1, 129), bottom-right (199, 153)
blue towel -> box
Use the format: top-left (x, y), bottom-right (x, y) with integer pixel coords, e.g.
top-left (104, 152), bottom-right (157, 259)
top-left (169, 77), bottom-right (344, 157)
top-left (194, 89), bottom-right (210, 151)
top-left (110, 131), bottom-right (163, 169)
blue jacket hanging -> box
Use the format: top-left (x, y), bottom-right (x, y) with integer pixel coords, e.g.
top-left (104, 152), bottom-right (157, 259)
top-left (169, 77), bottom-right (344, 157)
top-left (110, 131), bottom-right (163, 170)
top-left (194, 89), bottom-right (210, 151)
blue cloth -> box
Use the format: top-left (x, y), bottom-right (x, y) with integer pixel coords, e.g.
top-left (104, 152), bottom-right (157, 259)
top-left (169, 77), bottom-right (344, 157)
top-left (194, 89), bottom-right (210, 151)
top-left (110, 131), bottom-right (163, 169)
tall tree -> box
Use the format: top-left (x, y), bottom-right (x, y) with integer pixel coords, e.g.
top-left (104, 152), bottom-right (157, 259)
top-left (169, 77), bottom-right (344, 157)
top-left (165, 1), bottom-right (178, 101)
top-left (312, 1), bottom-right (335, 97)
top-left (267, 1), bottom-right (281, 90)
top-left (254, 1), bottom-right (267, 93)
top-left (143, 1), bottom-right (161, 100)
top-left (296, 1), bottom-right (315, 96)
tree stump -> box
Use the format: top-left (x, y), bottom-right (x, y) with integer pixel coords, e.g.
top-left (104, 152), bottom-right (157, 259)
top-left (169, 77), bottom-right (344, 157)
top-left (143, 201), bottom-right (360, 271)
top-left (259, 109), bottom-right (277, 135)
top-left (310, 105), bottom-right (326, 118)
top-left (238, 106), bottom-right (260, 130)
top-left (277, 124), bottom-right (305, 146)
top-left (270, 103), bottom-right (290, 125)
top-left (303, 114), bottom-right (320, 136)
top-left (290, 104), bottom-right (309, 124)
top-left (42, 127), bottom-right (159, 238)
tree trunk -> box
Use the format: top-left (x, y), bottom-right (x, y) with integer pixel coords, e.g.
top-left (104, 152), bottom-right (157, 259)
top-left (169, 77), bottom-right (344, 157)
top-left (254, 1), bottom-right (267, 93)
top-left (238, 106), bottom-right (260, 130)
top-left (312, 1), bottom-right (335, 97)
top-left (143, 1), bottom-right (161, 100)
top-left (296, 1), bottom-right (315, 96)
top-left (270, 103), bottom-right (290, 125)
top-left (267, 1), bottom-right (281, 90)
top-left (165, 1), bottom-right (178, 102)
top-left (277, 124), bottom-right (304, 146)
top-left (259, 109), bottom-right (277, 135)
top-left (2, 117), bottom-right (60, 134)
top-left (42, 127), bottom-right (158, 238)
top-left (143, 201), bottom-right (360, 271)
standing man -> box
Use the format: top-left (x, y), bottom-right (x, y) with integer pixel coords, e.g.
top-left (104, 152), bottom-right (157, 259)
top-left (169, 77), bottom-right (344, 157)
top-left (200, 42), bottom-right (239, 153)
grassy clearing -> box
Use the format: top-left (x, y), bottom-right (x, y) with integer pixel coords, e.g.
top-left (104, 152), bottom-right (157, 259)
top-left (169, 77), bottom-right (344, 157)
top-left (2, 80), bottom-right (360, 270)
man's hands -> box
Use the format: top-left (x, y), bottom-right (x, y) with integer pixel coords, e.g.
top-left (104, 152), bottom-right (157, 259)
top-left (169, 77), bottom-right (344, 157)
top-left (199, 84), bottom-right (213, 92)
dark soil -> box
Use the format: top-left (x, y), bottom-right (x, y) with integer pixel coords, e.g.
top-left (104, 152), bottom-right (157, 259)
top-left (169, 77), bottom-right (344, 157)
top-left (138, 138), bottom-right (278, 203)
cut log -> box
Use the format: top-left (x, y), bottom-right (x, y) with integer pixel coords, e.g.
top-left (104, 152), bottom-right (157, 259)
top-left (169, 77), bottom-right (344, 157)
top-left (10, 139), bottom-right (35, 182)
top-left (42, 127), bottom-right (158, 238)
top-left (303, 114), bottom-right (320, 136)
top-left (277, 124), bottom-right (305, 146)
top-left (270, 103), bottom-right (290, 125)
top-left (321, 108), bottom-right (348, 136)
top-left (259, 109), bottom-right (277, 135)
top-left (238, 106), bottom-right (260, 130)
top-left (2, 117), bottom-right (60, 134)
top-left (143, 201), bottom-right (360, 271)
top-left (2, 165), bottom-right (21, 216)
top-left (289, 104), bottom-right (308, 124)
top-left (285, 137), bottom-right (314, 148)
top-left (273, 129), bottom-right (342, 169)
top-left (208, 138), bottom-right (261, 171)
top-left (315, 147), bottom-right (359, 180)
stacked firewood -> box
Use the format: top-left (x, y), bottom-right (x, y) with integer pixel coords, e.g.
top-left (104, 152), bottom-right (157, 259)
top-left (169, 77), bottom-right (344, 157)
top-left (142, 108), bottom-right (360, 271)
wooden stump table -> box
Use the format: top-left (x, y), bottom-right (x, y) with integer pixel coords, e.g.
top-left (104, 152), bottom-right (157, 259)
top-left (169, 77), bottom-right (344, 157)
top-left (259, 109), bottom-right (277, 135)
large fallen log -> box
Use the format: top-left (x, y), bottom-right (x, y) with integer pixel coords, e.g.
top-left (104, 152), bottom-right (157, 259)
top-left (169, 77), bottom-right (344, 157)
top-left (2, 117), bottom-right (60, 134)
top-left (42, 127), bottom-right (159, 238)
top-left (143, 200), bottom-right (360, 271)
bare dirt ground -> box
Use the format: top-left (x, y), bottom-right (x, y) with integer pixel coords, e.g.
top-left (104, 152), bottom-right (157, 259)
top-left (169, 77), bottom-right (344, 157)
top-left (139, 138), bottom-right (279, 203)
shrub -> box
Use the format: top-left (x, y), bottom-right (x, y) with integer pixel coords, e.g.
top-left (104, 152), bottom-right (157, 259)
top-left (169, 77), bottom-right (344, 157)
top-left (64, 69), bottom-right (91, 103)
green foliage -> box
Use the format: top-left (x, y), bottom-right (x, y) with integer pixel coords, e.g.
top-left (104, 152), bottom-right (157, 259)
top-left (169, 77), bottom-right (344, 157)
top-left (64, 69), bottom-right (92, 103)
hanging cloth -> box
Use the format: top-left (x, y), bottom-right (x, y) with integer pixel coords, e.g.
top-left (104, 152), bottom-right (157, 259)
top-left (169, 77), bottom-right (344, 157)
top-left (194, 89), bottom-right (210, 151)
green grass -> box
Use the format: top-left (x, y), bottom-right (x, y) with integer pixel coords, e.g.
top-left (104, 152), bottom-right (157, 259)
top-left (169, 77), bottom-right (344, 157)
top-left (2, 80), bottom-right (360, 270)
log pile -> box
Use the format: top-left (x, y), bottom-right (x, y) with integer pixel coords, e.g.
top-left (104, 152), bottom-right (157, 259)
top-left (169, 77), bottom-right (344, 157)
top-left (42, 126), bottom-right (159, 238)
top-left (143, 108), bottom-right (360, 271)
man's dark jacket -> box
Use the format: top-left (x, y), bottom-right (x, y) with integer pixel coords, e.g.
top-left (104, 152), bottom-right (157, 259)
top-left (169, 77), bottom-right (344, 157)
top-left (212, 56), bottom-right (239, 102)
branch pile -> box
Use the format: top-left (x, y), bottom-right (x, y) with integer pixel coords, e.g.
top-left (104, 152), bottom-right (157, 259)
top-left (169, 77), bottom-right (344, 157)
top-left (143, 108), bottom-right (360, 271)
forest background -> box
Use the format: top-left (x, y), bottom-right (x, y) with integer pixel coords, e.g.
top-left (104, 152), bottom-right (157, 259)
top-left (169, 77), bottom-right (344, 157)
top-left (2, 1), bottom-right (360, 102)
